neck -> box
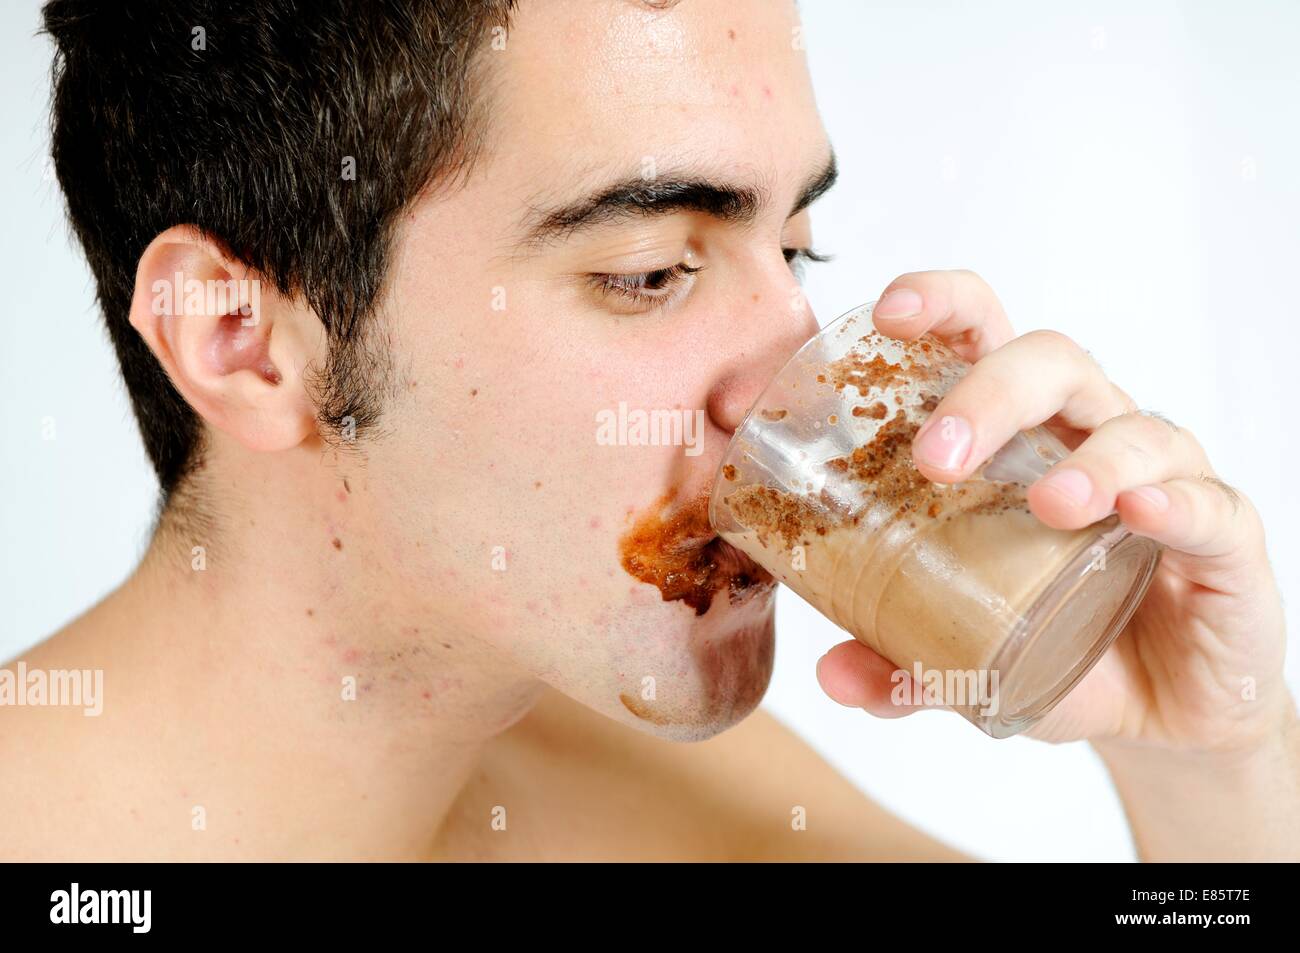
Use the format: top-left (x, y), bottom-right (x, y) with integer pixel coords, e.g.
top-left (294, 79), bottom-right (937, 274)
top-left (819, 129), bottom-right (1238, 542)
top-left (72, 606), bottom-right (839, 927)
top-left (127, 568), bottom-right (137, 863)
top-left (51, 451), bottom-right (543, 859)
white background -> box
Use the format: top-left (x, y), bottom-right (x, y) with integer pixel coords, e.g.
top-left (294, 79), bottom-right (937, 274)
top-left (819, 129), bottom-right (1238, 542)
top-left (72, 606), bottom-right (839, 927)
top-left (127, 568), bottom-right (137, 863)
top-left (2, 1), bottom-right (1297, 861)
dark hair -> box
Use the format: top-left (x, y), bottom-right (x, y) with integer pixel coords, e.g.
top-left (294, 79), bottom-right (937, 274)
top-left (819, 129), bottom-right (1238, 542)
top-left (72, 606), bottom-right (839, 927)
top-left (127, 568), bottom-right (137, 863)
top-left (41, 0), bottom-right (516, 500)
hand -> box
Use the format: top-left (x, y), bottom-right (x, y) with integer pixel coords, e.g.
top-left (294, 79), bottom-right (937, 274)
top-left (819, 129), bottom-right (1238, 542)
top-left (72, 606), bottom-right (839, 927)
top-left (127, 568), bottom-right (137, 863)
top-left (815, 269), bottom-right (1293, 755)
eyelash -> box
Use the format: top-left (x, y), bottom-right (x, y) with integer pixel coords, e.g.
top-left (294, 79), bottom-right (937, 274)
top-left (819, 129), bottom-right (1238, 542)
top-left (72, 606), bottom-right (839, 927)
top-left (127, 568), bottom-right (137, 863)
top-left (784, 247), bottom-right (832, 278)
top-left (587, 248), bottom-right (830, 311)
top-left (586, 263), bottom-right (704, 307)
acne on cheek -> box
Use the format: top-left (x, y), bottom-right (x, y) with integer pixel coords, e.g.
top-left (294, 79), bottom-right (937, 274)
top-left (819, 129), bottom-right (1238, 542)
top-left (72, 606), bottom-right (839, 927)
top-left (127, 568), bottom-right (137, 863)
top-left (729, 83), bottom-right (774, 101)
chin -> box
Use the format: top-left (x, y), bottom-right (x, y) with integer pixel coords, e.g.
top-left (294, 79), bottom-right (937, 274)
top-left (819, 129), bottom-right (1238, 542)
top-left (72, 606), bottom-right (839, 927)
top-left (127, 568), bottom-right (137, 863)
top-left (616, 593), bottom-right (777, 743)
top-left (609, 487), bottom-right (780, 740)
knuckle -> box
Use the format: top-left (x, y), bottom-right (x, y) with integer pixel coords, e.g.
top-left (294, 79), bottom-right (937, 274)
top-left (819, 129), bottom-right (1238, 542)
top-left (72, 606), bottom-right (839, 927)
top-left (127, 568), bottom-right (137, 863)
top-left (1110, 384), bottom-right (1140, 416)
top-left (1136, 408), bottom-right (1180, 432)
top-left (1131, 410), bottom-right (1210, 464)
top-left (1238, 494), bottom-right (1267, 548)
top-left (1197, 472), bottom-right (1244, 515)
top-left (1179, 425), bottom-right (1207, 460)
top-left (1020, 327), bottom-right (1082, 360)
top-left (1078, 414), bottom-right (1175, 486)
top-left (1122, 410), bottom-right (1178, 447)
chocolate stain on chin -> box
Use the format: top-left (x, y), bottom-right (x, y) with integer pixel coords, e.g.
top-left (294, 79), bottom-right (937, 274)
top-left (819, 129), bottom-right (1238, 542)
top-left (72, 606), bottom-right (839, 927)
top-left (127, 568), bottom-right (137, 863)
top-left (617, 614), bottom-right (776, 728)
top-left (618, 490), bottom-right (774, 616)
top-left (619, 692), bottom-right (675, 726)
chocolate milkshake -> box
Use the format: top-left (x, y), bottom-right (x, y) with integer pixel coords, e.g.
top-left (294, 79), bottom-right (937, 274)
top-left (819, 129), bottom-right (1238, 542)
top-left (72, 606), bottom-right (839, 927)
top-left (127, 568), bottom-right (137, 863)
top-left (709, 303), bottom-right (1161, 737)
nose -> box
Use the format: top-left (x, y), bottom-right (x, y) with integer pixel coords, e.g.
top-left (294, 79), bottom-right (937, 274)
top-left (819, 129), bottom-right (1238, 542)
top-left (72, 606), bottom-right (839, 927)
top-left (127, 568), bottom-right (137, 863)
top-left (707, 285), bottom-right (818, 436)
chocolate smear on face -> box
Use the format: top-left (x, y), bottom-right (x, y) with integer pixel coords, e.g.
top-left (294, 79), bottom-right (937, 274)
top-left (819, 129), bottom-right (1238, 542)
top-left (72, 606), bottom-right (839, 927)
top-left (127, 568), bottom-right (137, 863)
top-left (619, 491), bottom-right (774, 615)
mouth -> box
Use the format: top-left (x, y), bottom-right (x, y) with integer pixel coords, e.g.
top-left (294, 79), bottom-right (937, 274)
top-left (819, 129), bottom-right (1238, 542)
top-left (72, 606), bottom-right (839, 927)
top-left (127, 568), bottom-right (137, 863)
top-left (619, 490), bottom-right (776, 616)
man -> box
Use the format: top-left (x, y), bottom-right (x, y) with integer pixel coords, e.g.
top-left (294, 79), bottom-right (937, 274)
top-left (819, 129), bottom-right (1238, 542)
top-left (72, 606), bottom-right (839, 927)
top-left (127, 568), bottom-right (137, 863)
top-left (3, 0), bottom-right (1294, 860)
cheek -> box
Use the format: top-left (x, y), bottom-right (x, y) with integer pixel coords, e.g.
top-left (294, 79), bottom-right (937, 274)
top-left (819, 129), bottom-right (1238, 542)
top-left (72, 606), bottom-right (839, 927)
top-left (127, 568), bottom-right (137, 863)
top-left (366, 342), bottom-right (779, 736)
top-left (379, 283), bottom-right (735, 639)
top-left (363, 367), bottom-right (638, 636)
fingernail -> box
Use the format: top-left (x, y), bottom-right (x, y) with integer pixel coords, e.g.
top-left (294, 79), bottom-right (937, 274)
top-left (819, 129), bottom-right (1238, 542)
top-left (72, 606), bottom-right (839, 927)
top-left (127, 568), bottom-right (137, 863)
top-left (874, 288), bottom-right (924, 321)
top-left (1129, 485), bottom-right (1169, 511)
top-left (913, 414), bottom-right (972, 471)
top-left (1039, 468), bottom-right (1093, 507)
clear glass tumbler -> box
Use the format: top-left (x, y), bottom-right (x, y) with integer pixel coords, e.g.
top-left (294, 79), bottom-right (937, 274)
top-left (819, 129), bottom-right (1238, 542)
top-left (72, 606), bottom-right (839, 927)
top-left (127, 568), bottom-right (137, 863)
top-left (708, 301), bottom-right (1161, 737)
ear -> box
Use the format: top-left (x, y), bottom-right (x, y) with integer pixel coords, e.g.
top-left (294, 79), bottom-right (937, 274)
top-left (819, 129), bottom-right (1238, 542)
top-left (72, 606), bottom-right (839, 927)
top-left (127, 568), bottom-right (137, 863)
top-left (128, 225), bottom-right (321, 452)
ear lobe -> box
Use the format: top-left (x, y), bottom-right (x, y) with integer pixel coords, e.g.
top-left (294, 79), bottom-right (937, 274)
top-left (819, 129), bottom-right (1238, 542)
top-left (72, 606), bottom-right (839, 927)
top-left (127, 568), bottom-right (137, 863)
top-left (128, 225), bottom-right (319, 453)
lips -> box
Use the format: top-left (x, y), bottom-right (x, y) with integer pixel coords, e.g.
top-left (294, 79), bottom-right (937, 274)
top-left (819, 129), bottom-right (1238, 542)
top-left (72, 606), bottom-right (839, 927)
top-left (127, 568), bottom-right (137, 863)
top-left (619, 490), bottom-right (775, 616)
top-left (704, 535), bottom-right (771, 589)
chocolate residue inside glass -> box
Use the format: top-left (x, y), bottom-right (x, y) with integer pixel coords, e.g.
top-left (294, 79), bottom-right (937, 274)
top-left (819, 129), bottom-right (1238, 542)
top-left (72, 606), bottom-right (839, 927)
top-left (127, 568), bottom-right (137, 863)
top-left (725, 332), bottom-right (1031, 548)
top-left (619, 491), bottom-right (774, 615)
top-left (825, 351), bottom-right (907, 396)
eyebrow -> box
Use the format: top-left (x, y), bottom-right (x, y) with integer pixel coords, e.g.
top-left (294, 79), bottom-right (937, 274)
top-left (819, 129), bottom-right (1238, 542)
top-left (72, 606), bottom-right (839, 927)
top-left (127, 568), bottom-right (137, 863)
top-left (518, 151), bottom-right (837, 249)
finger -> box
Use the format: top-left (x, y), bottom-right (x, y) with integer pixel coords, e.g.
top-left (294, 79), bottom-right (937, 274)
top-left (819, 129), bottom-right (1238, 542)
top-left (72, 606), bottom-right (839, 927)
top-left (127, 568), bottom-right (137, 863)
top-left (871, 269), bottom-right (1017, 362)
top-left (1027, 411), bottom-right (1212, 529)
top-left (816, 641), bottom-right (924, 718)
top-left (1115, 475), bottom-right (1265, 568)
top-left (910, 329), bottom-right (1136, 483)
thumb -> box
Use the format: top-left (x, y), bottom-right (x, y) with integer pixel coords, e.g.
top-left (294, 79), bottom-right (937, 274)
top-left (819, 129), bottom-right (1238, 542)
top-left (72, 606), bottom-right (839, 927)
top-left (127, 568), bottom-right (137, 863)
top-left (816, 640), bottom-right (927, 719)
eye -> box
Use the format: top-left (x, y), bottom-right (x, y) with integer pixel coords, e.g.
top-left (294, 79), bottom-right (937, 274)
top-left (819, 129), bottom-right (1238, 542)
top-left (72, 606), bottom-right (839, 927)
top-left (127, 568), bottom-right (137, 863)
top-left (783, 247), bottom-right (832, 279)
top-left (586, 262), bottom-right (703, 313)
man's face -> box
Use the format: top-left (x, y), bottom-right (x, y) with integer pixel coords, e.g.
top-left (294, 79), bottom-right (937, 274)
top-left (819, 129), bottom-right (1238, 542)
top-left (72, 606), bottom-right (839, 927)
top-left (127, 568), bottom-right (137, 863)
top-left (365, 0), bottom-right (830, 739)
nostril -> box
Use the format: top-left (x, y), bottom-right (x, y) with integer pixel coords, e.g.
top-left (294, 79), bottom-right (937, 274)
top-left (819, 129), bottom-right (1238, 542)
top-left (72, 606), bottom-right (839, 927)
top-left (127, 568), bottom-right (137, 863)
top-left (706, 291), bottom-right (818, 435)
top-left (707, 329), bottom-right (817, 435)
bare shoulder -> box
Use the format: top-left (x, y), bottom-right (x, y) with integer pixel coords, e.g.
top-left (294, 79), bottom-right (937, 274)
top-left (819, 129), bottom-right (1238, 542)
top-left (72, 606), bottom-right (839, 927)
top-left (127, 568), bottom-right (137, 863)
top-left (0, 626), bottom-right (126, 860)
top-left (436, 688), bottom-right (972, 861)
